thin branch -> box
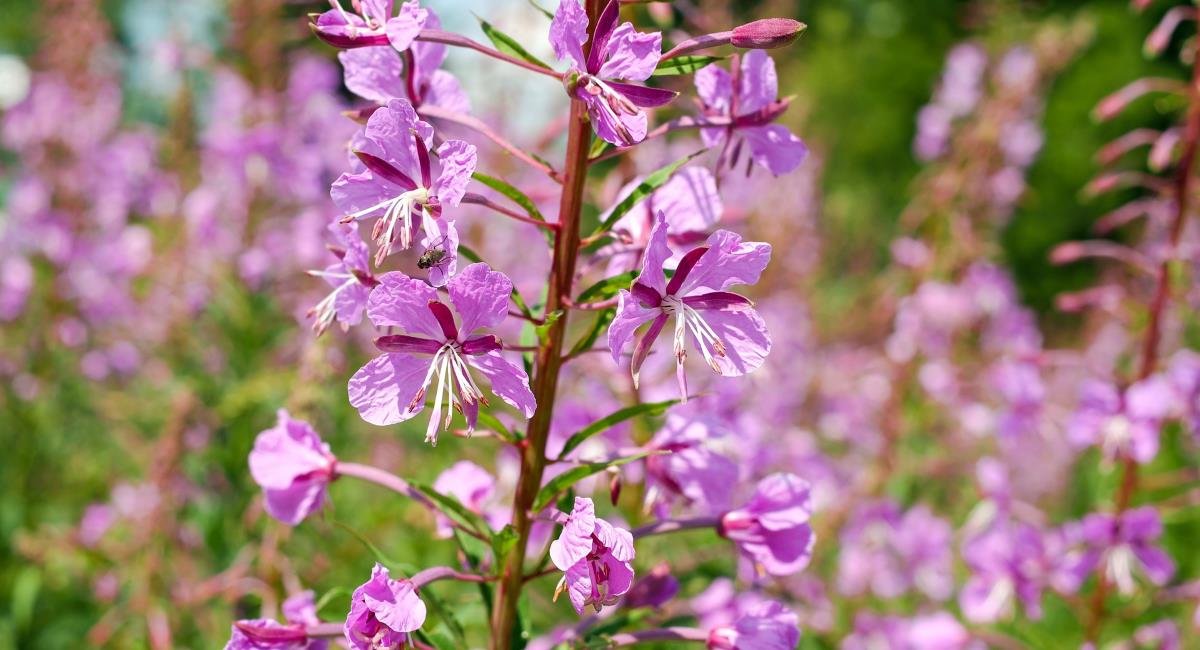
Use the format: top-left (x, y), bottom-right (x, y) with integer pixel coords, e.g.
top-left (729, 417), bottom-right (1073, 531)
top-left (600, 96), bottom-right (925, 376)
top-left (462, 192), bottom-right (559, 231)
top-left (609, 627), bottom-right (709, 646)
top-left (632, 516), bottom-right (719, 539)
top-left (335, 462), bottom-right (490, 541)
top-left (415, 29), bottom-right (564, 80)
top-left (420, 105), bottom-right (562, 183)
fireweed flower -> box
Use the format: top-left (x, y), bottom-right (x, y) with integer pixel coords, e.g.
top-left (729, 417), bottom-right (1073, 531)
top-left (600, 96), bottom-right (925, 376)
top-left (549, 497), bottom-right (636, 614)
top-left (644, 414), bottom-right (738, 516)
top-left (1064, 507), bottom-right (1174, 595)
top-left (550, 0), bottom-right (676, 146)
top-left (432, 460), bottom-right (500, 537)
top-left (313, 0), bottom-right (428, 51)
top-left (706, 601), bottom-right (800, 650)
top-left (307, 222), bottom-right (378, 335)
top-left (339, 9), bottom-right (470, 113)
top-left (838, 500), bottom-right (954, 601)
top-left (694, 50), bottom-right (809, 176)
top-left (345, 563), bottom-right (426, 650)
top-left (719, 473), bottom-right (814, 576)
top-left (608, 212), bottom-right (772, 401)
top-left (331, 99), bottom-right (475, 284)
top-left (623, 562), bottom-right (679, 609)
top-left (248, 410), bottom-right (337, 526)
top-left (227, 592), bottom-right (328, 650)
top-left (347, 263), bottom-right (536, 445)
top-left (843, 612), bottom-right (974, 650)
top-left (1067, 376), bottom-right (1174, 463)
top-left (959, 522), bottom-right (1051, 623)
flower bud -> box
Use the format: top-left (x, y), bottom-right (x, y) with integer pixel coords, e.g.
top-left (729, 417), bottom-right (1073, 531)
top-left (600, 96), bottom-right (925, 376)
top-left (731, 18), bottom-right (806, 50)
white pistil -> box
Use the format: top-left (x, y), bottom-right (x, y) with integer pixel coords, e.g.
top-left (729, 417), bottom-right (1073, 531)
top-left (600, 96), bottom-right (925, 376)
top-left (307, 276), bottom-right (358, 334)
top-left (344, 188), bottom-right (431, 266)
top-left (418, 342), bottom-right (487, 446)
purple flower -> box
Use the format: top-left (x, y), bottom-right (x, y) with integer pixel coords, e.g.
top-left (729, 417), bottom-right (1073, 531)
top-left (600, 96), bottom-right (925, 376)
top-left (1167, 350), bottom-right (1200, 434)
top-left (1068, 377), bottom-right (1173, 463)
top-left (549, 497), bottom-right (636, 614)
top-left (608, 212), bottom-right (772, 401)
top-left (719, 473), bottom-right (815, 576)
top-left (838, 500), bottom-right (954, 601)
top-left (1065, 507), bottom-right (1174, 595)
top-left (843, 612), bottom-right (975, 650)
top-left (959, 522), bottom-right (1050, 622)
top-left (307, 222), bottom-right (378, 335)
top-left (694, 51), bottom-right (808, 175)
top-left (644, 414), bottom-right (738, 516)
top-left (550, 0), bottom-right (676, 145)
top-left (339, 9), bottom-right (470, 113)
top-left (331, 99), bottom-right (475, 284)
top-left (313, 0), bottom-right (428, 51)
top-left (345, 563), bottom-right (426, 650)
top-left (432, 460), bottom-right (498, 537)
top-left (623, 562), bottom-right (678, 609)
top-left (227, 591), bottom-right (327, 650)
top-left (707, 600), bottom-right (800, 650)
top-left (248, 410), bottom-right (337, 526)
top-left (347, 263), bottom-right (536, 445)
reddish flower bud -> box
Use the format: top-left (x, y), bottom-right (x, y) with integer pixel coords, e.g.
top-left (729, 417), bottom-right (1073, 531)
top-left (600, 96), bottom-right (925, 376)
top-left (730, 18), bottom-right (807, 50)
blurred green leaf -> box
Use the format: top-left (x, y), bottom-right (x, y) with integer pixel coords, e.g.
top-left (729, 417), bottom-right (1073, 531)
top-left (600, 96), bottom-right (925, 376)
top-left (591, 151), bottom-right (704, 236)
top-left (476, 18), bottom-right (552, 70)
top-left (533, 451), bottom-right (660, 511)
top-left (556, 400), bottom-right (678, 460)
top-left (652, 55), bottom-right (725, 76)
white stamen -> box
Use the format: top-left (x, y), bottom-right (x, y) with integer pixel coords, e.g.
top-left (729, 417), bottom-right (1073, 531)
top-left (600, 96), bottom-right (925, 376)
top-left (346, 188), bottom-right (431, 266)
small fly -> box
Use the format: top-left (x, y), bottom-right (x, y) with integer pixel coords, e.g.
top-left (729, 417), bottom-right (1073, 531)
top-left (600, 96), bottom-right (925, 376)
top-left (417, 236), bottom-right (450, 270)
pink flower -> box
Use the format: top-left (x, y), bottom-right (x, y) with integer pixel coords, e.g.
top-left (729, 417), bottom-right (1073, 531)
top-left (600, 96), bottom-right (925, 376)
top-left (608, 212), bottom-right (772, 401)
top-left (226, 591), bottom-right (327, 650)
top-left (719, 473), bottom-right (814, 576)
top-left (550, 497), bottom-right (636, 614)
top-left (312, 0), bottom-right (428, 52)
top-left (549, 0), bottom-right (676, 145)
top-left (331, 99), bottom-right (475, 285)
top-left (344, 563), bottom-right (426, 650)
top-left (707, 601), bottom-right (800, 650)
top-left (307, 222), bottom-right (378, 335)
top-left (347, 263), bottom-right (536, 445)
top-left (432, 460), bottom-right (498, 537)
top-left (694, 51), bottom-right (808, 176)
top-left (248, 410), bottom-right (337, 526)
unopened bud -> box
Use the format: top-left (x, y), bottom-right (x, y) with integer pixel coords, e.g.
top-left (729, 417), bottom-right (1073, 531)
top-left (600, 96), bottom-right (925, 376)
top-left (731, 18), bottom-right (807, 50)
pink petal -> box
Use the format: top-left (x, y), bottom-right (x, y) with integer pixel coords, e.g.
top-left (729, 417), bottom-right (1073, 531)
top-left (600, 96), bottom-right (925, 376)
top-left (550, 497), bottom-right (597, 570)
top-left (550, 0), bottom-right (589, 71)
top-left (741, 124), bottom-right (809, 176)
top-left (607, 290), bottom-right (659, 366)
top-left (362, 99), bottom-right (433, 180)
top-left (697, 303), bottom-right (771, 377)
top-left (448, 263), bottom-right (511, 334)
top-left (385, 1), bottom-right (428, 53)
top-left (593, 519), bottom-right (635, 562)
top-left (466, 350), bottom-right (537, 417)
top-left (331, 171), bottom-right (397, 219)
top-left (422, 70), bottom-right (471, 113)
top-left (433, 140), bottom-right (476, 207)
top-left (694, 63), bottom-right (732, 112)
top-left (339, 47), bottom-right (406, 105)
top-left (585, 95), bottom-right (647, 146)
top-left (737, 50), bottom-right (779, 115)
top-left (676, 229), bottom-right (771, 296)
top-left (597, 23), bottom-right (662, 82)
top-left (367, 271), bottom-right (444, 338)
top-left (563, 560), bottom-right (593, 615)
top-left (348, 353), bottom-right (432, 426)
top-left (638, 211), bottom-right (672, 294)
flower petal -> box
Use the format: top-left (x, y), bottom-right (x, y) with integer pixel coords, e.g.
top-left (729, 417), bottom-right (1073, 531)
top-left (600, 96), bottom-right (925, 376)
top-left (448, 263), bottom-right (511, 335)
top-left (362, 99), bottom-right (434, 181)
top-left (467, 350), bottom-right (536, 417)
top-left (419, 216), bottom-right (459, 287)
top-left (422, 69), bottom-right (471, 113)
top-left (606, 81), bottom-right (676, 108)
top-left (331, 171), bottom-right (398, 219)
top-left (365, 576), bottom-right (427, 633)
top-left (737, 50), bottom-right (779, 115)
top-left (677, 229), bottom-right (771, 295)
top-left (594, 519), bottom-right (635, 562)
top-left (607, 289), bottom-right (659, 365)
top-left (639, 211), bottom-right (672, 294)
top-left (262, 478), bottom-right (327, 526)
top-left (348, 353), bottom-right (431, 426)
top-left (433, 140), bottom-right (476, 207)
top-left (550, 0), bottom-right (589, 70)
top-left (741, 124), bottom-right (809, 176)
top-left (551, 498), bottom-right (597, 570)
top-left (584, 94), bottom-right (647, 146)
top-left (367, 271), bottom-right (444, 338)
top-left (694, 63), bottom-right (732, 113)
top-left (340, 46), bottom-right (407, 104)
top-left (597, 22), bottom-right (662, 82)
top-left (385, 1), bottom-right (429, 53)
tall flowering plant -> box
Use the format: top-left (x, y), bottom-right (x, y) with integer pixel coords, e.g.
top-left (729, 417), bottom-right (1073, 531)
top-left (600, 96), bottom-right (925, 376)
top-left (233, 1), bottom-right (809, 648)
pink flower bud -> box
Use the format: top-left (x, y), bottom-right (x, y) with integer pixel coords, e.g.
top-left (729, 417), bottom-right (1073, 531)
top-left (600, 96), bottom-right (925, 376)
top-left (730, 18), bottom-right (807, 50)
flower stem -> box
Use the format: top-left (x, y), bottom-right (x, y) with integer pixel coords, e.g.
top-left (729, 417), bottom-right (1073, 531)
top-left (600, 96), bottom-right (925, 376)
top-left (632, 516), bottom-right (720, 539)
top-left (334, 461), bottom-right (490, 541)
top-left (411, 566), bottom-right (494, 589)
top-left (608, 627), bottom-right (709, 646)
top-left (489, 6), bottom-right (601, 647)
top-left (415, 29), bottom-right (563, 80)
top-left (1086, 13), bottom-right (1200, 641)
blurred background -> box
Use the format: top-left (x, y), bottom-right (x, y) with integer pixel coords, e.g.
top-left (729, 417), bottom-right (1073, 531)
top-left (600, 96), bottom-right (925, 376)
top-left (0, 0), bottom-right (1191, 648)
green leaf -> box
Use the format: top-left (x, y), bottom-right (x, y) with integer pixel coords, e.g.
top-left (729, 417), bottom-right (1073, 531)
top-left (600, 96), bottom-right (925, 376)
top-left (490, 524), bottom-right (520, 571)
top-left (332, 520), bottom-right (405, 567)
top-left (526, 0), bottom-right (554, 19)
top-left (577, 271), bottom-right (638, 302)
top-left (533, 451), bottom-right (662, 511)
top-left (589, 137), bottom-right (613, 160)
top-left (412, 482), bottom-right (494, 538)
top-left (652, 55), bottom-right (725, 76)
top-left (591, 150), bottom-right (705, 236)
top-left (421, 585), bottom-right (469, 647)
top-left (557, 400), bottom-right (678, 460)
top-left (567, 309), bottom-right (614, 358)
top-left (314, 586), bottom-right (352, 618)
top-left (535, 309), bottom-right (563, 345)
top-left (473, 171), bottom-right (553, 246)
top-left (477, 18), bottom-right (553, 70)
top-left (457, 243), bottom-right (484, 264)
top-left (476, 410), bottom-right (521, 442)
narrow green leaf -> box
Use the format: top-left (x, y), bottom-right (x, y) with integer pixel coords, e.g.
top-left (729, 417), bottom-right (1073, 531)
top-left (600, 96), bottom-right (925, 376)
top-left (589, 137), bottom-right (613, 159)
top-left (473, 172), bottom-right (547, 223)
top-left (476, 410), bottom-right (521, 442)
top-left (477, 18), bottom-right (552, 70)
top-left (577, 271), bottom-right (638, 302)
top-left (567, 309), bottom-right (615, 358)
top-left (592, 150), bottom-right (705, 235)
top-left (314, 586), bottom-right (352, 617)
top-left (421, 586), bottom-right (469, 647)
top-left (411, 482), bottom-right (494, 538)
top-left (526, 0), bottom-right (554, 19)
top-left (652, 55), bottom-right (725, 76)
top-left (332, 520), bottom-right (405, 567)
top-left (457, 243), bottom-right (484, 264)
top-left (490, 524), bottom-right (520, 572)
top-left (533, 451), bottom-right (661, 511)
top-left (535, 309), bottom-right (563, 345)
top-left (557, 400), bottom-right (678, 460)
